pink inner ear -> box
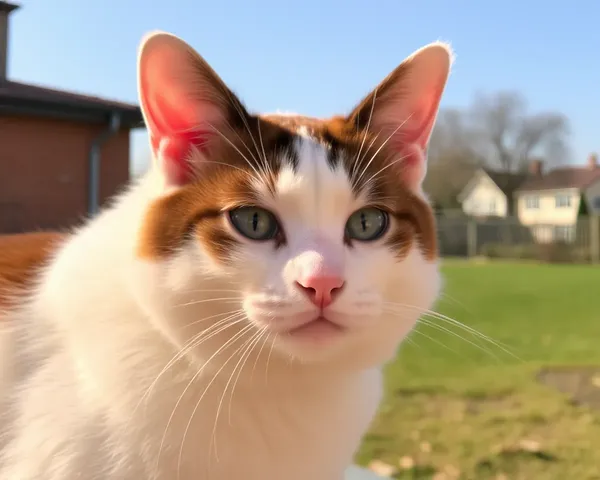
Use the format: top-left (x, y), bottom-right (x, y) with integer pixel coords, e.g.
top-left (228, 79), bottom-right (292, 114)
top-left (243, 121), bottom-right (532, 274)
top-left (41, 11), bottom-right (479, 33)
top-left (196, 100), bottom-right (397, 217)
top-left (155, 136), bottom-right (209, 185)
top-left (144, 88), bottom-right (222, 185)
top-left (387, 85), bottom-right (444, 152)
top-left (395, 143), bottom-right (426, 189)
top-left (150, 129), bottom-right (213, 185)
top-left (381, 83), bottom-right (445, 189)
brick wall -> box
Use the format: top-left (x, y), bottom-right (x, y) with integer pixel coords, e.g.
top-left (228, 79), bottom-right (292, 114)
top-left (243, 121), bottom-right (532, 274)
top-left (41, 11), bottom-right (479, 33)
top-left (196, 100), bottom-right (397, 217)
top-left (0, 115), bottom-right (130, 233)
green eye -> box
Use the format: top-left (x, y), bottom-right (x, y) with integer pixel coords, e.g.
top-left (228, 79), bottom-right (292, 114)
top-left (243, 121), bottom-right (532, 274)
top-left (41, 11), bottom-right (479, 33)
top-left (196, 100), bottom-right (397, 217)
top-left (345, 207), bottom-right (389, 242)
top-left (229, 207), bottom-right (280, 241)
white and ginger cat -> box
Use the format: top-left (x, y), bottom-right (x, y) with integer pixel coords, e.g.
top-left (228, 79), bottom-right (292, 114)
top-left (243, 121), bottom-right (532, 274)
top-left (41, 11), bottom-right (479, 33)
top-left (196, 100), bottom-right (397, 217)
top-left (0, 32), bottom-right (452, 480)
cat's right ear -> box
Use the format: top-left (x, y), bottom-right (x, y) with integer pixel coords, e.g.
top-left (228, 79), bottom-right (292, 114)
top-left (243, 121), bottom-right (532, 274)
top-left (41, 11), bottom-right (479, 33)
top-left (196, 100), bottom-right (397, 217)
top-left (137, 32), bottom-right (248, 186)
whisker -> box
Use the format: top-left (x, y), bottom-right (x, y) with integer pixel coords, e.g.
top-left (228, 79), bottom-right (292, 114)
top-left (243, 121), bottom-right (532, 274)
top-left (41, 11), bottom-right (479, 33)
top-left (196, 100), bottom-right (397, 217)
top-left (206, 124), bottom-right (265, 185)
top-left (251, 330), bottom-right (272, 381)
top-left (351, 89), bottom-right (378, 181)
top-left (352, 133), bottom-right (381, 187)
top-left (181, 308), bottom-right (244, 331)
top-left (403, 334), bottom-right (423, 350)
top-left (210, 327), bottom-right (267, 460)
top-left (353, 113), bottom-right (414, 188)
top-left (265, 333), bottom-right (278, 384)
top-left (173, 297), bottom-right (241, 309)
top-left (383, 301), bottom-right (520, 360)
top-left (130, 311), bottom-right (246, 421)
top-left (410, 327), bottom-right (463, 357)
top-left (188, 159), bottom-right (249, 175)
top-left (256, 117), bottom-right (275, 181)
top-left (417, 317), bottom-right (501, 362)
top-left (154, 320), bottom-right (251, 477)
top-left (177, 325), bottom-right (256, 477)
top-left (361, 151), bottom-right (411, 190)
top-left (223, 91), bottom-right (266, 170)
top-left (227, 327), bottom-right (268, 423)
top-left (180, 288), bottom-right (244, 294)
top-left (211, 327), bottom-right (264, 461)
top-left (438, 292), bottom-right (474, 315)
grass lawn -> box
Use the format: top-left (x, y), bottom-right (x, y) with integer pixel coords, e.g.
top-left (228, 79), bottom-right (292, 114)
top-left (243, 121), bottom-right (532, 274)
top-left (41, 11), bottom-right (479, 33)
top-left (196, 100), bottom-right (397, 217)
top-left (355, 259), bottom-right (600, 479)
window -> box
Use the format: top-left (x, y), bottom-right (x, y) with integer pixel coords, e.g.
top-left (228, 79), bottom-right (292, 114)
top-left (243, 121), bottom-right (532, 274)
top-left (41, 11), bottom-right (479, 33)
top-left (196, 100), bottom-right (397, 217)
top-left (593, 196), bottom-right (600, 210)
top-left (525, 195), bottom-right (540, 209)
top-left (555, 193), bottom-right (572, 208)
top-left (554, 226), bottom-right (575, 243)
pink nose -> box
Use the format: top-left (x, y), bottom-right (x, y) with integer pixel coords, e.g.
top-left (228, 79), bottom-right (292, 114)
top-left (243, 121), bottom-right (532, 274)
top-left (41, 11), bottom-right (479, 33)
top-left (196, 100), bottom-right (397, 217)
top-left (296, 275), bottom-right (345, 308)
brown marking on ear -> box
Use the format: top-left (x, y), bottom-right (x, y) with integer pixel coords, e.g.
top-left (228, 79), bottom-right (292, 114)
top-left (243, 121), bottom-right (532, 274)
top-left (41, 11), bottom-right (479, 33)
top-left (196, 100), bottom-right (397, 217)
top-left (0, 231), bottom-right (67, 314)
top-left (347, 61), bottom-right (414, 131)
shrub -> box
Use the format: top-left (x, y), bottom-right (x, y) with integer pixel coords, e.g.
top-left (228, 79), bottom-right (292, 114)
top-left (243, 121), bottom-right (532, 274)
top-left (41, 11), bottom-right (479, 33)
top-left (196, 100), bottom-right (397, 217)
top-left (536, 242), bottom-right (572, 263)
top-left (479, 242), bottom-right (591, 264)
top-left (479, 243), bottom-right (538, 260)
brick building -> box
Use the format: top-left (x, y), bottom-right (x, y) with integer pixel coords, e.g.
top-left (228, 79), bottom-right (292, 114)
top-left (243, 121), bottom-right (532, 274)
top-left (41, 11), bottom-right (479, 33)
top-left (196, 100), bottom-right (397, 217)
top-left (0, 1), bottom-right (145, 233)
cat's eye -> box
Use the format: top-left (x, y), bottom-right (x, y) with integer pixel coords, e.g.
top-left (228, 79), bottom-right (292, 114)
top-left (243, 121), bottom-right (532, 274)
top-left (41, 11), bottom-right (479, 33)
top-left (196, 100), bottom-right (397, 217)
top-left (228, 206), bottom-right (280, 241)
top-left (345, 207), bottom-right (389, 242)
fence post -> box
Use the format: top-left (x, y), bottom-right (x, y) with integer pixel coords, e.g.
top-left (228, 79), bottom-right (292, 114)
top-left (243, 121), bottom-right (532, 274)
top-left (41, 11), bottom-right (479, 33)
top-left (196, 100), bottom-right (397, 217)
top-left (591, 215), bottom-right (600, 264)
top-left (467, 218), bottom-right (477, 258)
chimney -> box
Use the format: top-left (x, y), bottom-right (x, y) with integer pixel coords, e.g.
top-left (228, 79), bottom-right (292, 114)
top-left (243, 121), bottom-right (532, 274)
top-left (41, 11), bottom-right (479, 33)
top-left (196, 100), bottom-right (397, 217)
top-left (0, 1), bottom-right (19, 82)
top-left (588, 152), bottom-right (598, 170)
top-left (529, 158), bottom-right (543, 177)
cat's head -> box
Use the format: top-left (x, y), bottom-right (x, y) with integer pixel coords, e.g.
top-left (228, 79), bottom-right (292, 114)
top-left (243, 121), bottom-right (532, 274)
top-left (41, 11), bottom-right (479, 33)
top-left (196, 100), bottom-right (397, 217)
top-left (132, 32), bottom-right (451, 369)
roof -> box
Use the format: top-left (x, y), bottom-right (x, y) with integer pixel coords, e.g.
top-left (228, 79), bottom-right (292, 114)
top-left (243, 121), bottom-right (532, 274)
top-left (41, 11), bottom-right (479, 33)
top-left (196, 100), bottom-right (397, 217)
top-left (481, 168), bottom-right (528, 196)
top-left (0, 80), bottom-right (145, 129)
top-left (515, 166), bottom-right (600, 193)
top-left (0, 1), bottom-right (19, 13)
top-left (457, 167), bottom-right (528, 202)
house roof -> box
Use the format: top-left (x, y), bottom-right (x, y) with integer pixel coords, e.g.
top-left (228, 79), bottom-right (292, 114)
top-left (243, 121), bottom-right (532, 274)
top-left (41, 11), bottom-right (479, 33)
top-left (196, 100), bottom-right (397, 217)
top-left (515, 166), bottom-right (600, 193)
top-left (0, 1), bottom-right (18, 13)
top-left (0, 80), bottom-right (145, 129)
top-left (457, 167), bottom-right (528, 202)
top-left (481, 168), bottom-right (529, 196)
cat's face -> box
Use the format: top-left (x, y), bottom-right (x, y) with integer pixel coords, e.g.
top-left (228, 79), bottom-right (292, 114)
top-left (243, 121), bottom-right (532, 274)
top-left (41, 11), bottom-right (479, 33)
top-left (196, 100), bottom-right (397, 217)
top-left (132, 32), bottom-right (451, 367)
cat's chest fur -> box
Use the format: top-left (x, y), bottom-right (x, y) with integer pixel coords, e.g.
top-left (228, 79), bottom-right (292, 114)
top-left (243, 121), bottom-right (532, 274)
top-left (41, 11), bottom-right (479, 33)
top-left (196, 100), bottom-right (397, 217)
top-left (0, 308), bottom-right (382, 480)
top-left (140, 367), bottom-right (383, 480)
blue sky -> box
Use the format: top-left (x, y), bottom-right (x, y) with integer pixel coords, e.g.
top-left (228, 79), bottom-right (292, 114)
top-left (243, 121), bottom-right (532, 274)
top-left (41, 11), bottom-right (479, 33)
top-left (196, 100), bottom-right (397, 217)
top-left (7, 0), bottom-right (599, 174)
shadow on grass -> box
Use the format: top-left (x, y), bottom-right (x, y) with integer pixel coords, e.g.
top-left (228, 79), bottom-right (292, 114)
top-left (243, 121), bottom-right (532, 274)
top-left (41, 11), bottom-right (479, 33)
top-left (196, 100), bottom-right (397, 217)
top-left (475, 443), bottom-right (558, 478)
top-left (537, 365), bottom-right (600, 410)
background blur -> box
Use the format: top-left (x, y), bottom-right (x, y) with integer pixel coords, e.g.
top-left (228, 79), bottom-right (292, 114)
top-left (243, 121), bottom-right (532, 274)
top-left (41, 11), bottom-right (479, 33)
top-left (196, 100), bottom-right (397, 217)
top-left (2, 1), bottom-right (599, 478)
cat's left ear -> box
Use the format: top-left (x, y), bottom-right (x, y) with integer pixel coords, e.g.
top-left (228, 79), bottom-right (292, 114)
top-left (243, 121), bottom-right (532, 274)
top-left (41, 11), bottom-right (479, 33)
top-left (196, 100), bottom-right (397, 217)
top-left (348, 42), bottom-right (453, 191)
top-left (137, 31), bottom-right (249, 186)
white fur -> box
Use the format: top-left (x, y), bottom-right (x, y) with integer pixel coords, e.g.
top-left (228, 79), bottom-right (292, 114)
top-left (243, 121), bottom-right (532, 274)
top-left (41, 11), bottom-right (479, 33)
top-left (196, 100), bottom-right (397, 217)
top-left (0, 134), bottom-right (440, 479)
top-left (0, 26), bottom-right (452, 476)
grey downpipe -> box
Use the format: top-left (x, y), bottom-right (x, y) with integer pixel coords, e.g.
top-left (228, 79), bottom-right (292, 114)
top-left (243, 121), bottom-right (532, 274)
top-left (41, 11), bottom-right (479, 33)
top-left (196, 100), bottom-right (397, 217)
top-left (88, 112), bottom-right (121, 216)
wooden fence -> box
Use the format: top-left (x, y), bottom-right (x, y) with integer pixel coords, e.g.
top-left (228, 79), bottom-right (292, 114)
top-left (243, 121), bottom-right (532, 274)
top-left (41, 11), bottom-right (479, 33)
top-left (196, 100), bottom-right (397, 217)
top-left (436, 215), bottom-right (600, 263)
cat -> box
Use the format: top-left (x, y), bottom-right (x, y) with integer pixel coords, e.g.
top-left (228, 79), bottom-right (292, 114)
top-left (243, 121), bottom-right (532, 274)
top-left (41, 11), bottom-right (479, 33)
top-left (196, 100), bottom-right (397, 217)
top-left (0, 31), bottom-right (452, 480)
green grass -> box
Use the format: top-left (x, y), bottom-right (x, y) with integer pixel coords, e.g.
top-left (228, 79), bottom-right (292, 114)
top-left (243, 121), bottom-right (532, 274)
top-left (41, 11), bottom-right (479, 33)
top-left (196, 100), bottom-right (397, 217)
top-left (355, 259), bottom-right (600, 479)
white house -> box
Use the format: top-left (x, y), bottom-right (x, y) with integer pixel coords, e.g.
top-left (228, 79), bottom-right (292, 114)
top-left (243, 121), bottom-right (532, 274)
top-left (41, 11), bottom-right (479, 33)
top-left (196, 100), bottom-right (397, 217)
top-left (457, 168), bottom-right (528, 217)
top-left (513, 154), bottom-right (600, 242)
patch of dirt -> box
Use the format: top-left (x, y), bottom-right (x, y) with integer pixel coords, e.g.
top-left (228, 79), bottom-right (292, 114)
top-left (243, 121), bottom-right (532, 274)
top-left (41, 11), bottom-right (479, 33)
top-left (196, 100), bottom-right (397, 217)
top-left (475, 439), bottom-right (558, 477)
top-left (537, 366), bottom-right (600, 409)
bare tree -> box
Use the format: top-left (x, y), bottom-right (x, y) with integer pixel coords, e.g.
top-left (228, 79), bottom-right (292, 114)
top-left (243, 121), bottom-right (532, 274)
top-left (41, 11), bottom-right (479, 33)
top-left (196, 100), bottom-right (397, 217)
top-left (424, 109), bottom-right (482, 208)
top-left (469, 91), bottom-right (570, 172)
top-left (423, 91), bottom-right (571, 209)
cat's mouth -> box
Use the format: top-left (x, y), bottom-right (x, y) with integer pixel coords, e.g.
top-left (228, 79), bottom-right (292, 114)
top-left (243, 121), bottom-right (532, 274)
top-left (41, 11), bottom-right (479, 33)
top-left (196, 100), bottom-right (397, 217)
top-left (283, 315), bottom-right (346, 341)
top-left (246, 300), bottom-right (351, 342)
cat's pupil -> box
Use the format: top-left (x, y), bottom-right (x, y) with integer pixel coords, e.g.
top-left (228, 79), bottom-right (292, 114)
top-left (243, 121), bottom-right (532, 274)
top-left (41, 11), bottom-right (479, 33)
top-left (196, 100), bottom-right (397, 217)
top-left (360, 213), bottom-right (368, 232)
top-left (252, 212), bottom-right (259, 231)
